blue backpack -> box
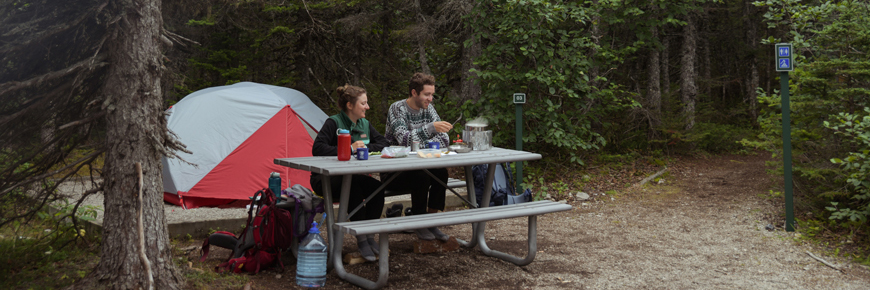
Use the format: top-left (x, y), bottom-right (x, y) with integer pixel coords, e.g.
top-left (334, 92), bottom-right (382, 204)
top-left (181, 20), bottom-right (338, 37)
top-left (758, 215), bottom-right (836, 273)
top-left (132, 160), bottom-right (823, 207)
top-left (472, 163), bottom-right (531, 207)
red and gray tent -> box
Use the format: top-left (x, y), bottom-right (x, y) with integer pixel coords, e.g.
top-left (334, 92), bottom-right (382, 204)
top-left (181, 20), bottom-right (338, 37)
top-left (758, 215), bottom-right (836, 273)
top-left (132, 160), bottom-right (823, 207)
top-left (162, 82), bottom-right (327, 209)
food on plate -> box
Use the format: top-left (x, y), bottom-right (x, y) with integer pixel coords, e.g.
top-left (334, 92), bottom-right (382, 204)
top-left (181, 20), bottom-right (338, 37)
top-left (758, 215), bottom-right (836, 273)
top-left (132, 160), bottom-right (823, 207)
top-left (417, 148), bottom-right (441, 158)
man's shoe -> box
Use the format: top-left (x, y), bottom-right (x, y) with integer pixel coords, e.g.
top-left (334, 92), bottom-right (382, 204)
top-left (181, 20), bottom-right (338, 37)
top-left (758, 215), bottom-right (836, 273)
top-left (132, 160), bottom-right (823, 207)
top-left (428, 227), bottom-right (450, 242)
top-left (415, 228), bottom-right (435, 240)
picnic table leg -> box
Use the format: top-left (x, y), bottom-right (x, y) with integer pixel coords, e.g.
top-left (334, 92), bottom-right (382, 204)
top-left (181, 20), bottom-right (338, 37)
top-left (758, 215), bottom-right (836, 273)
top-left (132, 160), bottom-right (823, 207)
top-left (458, 163), bottom-right (497, 249)
top-left (321, 175), bottom-right (336, 270)
top-left (476, 215), bottom-right (538, 266)
top-left (332, 233), bottom-right (391, 289)
top-left (330, 174), bottom-right (390, 289)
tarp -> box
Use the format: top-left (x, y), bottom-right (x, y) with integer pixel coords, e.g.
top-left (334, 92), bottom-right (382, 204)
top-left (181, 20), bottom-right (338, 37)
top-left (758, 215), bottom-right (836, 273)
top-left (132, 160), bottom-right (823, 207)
top-left (162, 82), bottom-right (327, 209)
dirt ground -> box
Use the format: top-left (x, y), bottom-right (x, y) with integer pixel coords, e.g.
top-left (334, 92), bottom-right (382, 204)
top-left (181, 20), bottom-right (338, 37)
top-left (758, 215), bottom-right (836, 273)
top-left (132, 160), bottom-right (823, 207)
top-left (193, 151), bottom-right (870, 289)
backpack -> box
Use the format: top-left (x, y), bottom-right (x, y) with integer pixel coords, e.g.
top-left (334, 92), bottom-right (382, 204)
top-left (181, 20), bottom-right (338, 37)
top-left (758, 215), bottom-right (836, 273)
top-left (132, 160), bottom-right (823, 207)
top-left (472, 163), bottom-right (532, 207)
top-left (200, 188), bottom-right (295, 274)
top-left (282, 184), bottom-right (325, 241)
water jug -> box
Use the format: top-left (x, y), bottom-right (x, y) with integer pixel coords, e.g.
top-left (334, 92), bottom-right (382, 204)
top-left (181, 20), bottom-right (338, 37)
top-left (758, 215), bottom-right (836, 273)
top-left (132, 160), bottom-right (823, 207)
top-left (337, 129), bottom-right (351, 161)
top-left (269, 172), bottom-right (282, 199)
top-left (296, 221), bottom-right (327, 287)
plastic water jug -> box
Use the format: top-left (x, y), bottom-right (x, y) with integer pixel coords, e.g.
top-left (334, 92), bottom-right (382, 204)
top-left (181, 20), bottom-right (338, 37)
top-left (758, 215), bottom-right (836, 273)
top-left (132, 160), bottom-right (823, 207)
top-left (269, 172), bottom-right (282, 199)
top-left (337, 129), bottom-right (351, 161)
top-left (296, 221), bottom-right (327, 287)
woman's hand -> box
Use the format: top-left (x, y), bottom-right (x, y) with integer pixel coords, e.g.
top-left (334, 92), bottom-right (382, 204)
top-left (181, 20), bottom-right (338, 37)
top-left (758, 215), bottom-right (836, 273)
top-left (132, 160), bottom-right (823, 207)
top-left (351, 141), bottom-right (367, 150)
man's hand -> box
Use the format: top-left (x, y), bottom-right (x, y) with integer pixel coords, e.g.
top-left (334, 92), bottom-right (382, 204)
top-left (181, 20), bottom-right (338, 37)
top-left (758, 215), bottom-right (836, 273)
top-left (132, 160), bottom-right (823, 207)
top-left (433, 121), bottom-right (453, 133)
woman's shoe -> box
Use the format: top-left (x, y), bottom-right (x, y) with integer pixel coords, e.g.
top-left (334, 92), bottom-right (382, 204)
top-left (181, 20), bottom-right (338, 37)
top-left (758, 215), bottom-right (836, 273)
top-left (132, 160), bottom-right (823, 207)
top-left (356, 235), bottom-right (376, 262)
top-left (366, 234), bottom-right (379, 255)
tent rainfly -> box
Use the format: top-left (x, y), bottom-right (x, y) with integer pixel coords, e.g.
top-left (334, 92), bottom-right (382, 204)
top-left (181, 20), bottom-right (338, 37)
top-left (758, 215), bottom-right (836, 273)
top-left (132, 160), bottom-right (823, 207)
top-left (162, 82), bottom-right (328, 209)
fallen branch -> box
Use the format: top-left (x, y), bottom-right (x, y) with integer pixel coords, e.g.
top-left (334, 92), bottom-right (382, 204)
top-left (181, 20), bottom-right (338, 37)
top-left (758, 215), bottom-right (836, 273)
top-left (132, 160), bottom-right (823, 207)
top-left (806, 251), bottom-right (844, 273)
top-left (636, 166), bottom-right (668, 187)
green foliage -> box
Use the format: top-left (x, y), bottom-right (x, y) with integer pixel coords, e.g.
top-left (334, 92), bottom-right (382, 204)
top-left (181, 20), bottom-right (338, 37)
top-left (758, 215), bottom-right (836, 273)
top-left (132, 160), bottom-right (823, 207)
top-left (751, 0), bottom-right (870, 241)
top-left (468, 0), bottom-right (641, 165)
top-left (825, 108), bottom-right (870, 222)
top-left (0, 208), bottom-right (99, 288)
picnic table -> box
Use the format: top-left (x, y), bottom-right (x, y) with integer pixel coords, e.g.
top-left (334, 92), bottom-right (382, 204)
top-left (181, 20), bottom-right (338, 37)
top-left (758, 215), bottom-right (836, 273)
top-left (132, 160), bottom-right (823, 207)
top-left (274, 147), bottom-right (571, 289)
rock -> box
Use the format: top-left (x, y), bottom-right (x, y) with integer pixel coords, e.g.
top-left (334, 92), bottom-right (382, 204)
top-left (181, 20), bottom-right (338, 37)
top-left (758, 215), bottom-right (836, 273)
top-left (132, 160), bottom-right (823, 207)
top-left (276, 274), bottom-right (282, 279)
top-left (413, 237), bottom-right (460, 254)
top-left (574, 192), bottom-right (590, 201)
top-left (343, 252), bottom-right (373, 265)
top-left (765, 224), bottom-right (775, 231)
top-left (558, 200), bottom-right (567, 204)
top-left (545, 193), bottom-right (552, 200)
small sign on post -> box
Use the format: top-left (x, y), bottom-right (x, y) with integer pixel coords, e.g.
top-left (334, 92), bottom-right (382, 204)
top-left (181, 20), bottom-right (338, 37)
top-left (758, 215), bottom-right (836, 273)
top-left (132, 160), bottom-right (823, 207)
top-left (513, 93), bottom-right (526, 104)
top-left (775, 43), bottom-right (794, 72)
top-left (514, 93), bottom-right (525, 194)
top-left (776, 43), bottom-right (795, 232)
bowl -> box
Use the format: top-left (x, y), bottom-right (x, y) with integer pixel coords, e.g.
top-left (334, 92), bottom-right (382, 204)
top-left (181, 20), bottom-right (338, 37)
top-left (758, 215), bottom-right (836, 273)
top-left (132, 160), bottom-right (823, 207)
top-left (417, 148), bottom-right (442, 158)
top-left (449, 144), bottom-right (471, 153)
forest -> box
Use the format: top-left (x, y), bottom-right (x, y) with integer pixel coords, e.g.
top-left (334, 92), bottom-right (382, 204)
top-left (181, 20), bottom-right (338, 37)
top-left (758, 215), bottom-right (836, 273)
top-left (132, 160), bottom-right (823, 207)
top-left (1, 0), bottom-right (868, 288)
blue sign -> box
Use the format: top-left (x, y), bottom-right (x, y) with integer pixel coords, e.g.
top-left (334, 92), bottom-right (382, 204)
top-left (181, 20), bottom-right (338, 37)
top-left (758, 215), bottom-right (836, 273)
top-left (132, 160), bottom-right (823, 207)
top-left (775, 43), bottom-right (794, 72)
top-left (778, 47), bottom-right (790, 57)
top-left (779, 59), bottom-right (791, 69)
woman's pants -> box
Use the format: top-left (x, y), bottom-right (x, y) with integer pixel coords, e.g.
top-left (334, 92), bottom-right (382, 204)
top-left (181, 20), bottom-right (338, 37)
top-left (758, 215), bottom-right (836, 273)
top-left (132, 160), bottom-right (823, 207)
top-left (311, 174), bottom-right (385, 222)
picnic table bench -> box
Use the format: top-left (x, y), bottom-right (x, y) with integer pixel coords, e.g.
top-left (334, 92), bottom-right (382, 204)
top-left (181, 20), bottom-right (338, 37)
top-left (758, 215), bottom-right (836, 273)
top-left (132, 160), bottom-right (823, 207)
top-left (335, 201), bottom-right (572, 286)
top-left (275, 147), bottom-right (572, 290)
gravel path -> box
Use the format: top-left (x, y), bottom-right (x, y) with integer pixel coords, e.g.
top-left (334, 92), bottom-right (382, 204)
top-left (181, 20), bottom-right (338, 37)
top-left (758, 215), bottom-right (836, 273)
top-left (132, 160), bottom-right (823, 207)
top-left (196, 152), bottom-right (870, 289)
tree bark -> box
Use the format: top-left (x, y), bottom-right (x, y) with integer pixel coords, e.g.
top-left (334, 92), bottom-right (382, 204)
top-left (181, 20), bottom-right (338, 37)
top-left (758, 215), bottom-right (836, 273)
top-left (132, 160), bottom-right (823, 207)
top-left (680, 13), bottom-right (698, 130)
top-left (661, 28), bottom-right (670, 114)
top-left (77, 0), bottom-right (183, 288)
top-left (700, 11), bottom-right (711, 99)
top-left (460, 26), bottom-right (481, 103)
top-left (744, 0), bottom-right (759, 124)
top-left (647, 25), bottom-right (662, 132)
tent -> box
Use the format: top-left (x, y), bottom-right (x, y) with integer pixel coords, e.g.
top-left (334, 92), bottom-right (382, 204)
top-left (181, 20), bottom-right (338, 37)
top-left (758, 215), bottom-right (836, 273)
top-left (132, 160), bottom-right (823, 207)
top-left (162, 82), bottom-right (328, 209)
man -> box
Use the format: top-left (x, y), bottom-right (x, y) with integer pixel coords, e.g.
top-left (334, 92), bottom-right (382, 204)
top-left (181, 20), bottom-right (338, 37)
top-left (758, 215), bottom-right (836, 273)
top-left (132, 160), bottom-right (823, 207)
top-left (383, 72), bottom-right (453, 242)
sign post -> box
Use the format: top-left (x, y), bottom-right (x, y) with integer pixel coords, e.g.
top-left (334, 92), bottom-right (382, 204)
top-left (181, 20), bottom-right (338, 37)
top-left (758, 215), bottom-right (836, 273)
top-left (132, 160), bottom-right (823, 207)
top-left (513, 93), bottom-right (526, 194)
top-left (776, 43), bottom-right (795, 232)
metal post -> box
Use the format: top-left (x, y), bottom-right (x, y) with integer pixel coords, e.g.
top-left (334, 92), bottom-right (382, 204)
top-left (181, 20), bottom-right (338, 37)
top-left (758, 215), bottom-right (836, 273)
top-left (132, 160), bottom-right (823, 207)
top-left (515, 103), bottom-right (523, 193)
top-left (781, 72), bottom-right (794, 232)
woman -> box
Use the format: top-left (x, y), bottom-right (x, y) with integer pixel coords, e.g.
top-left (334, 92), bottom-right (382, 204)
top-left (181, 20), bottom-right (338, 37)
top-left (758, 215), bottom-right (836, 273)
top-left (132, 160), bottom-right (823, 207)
top-left (310, 84), bottom-right (389, 262)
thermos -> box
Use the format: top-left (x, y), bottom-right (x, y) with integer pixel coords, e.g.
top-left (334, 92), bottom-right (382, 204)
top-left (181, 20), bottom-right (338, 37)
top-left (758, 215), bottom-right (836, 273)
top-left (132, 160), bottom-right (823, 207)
top-left (337, 129), bottom-right (351, 161)
top-left (269, 172), bottom-right (282, 198)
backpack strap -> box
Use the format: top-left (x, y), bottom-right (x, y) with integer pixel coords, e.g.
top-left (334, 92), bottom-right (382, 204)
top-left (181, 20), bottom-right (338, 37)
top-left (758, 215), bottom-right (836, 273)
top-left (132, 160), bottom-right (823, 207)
top-left (217, 256), bottom-right (248, 273)
top-left (500, 162), bottom-right (516, 196)
top-left (200, 231), bottom-right (237, 262)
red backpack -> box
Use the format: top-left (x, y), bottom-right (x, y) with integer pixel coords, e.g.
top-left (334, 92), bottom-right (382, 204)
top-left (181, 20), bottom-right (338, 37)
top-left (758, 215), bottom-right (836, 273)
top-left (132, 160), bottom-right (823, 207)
top-left (200, 189), bottom-right (295, 274)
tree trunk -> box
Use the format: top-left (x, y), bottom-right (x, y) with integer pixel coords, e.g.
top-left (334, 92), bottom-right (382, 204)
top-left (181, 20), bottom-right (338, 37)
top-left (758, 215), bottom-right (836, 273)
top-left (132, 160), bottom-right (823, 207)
top-left (77, 0), bottom-right (183, 289)
top-left (744, 0), bottom-right (759, 124)
top-left (460, 27), bottom-right (482, 103)
top-left (680, 13), bottom-right (698, 130)
top-left (700, 12), bottom-right (711, 99)
top-left (661, 28), bottom-right (670, 114)
top-left (414, 0), bottom-right (431, 75)
top-left (647, 25), bottom-right (662, 133)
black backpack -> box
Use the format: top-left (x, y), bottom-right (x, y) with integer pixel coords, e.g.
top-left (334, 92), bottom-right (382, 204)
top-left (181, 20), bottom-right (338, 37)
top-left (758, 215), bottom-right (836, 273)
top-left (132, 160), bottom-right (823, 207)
top-left (472, 162), bottom-right (532, 207)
